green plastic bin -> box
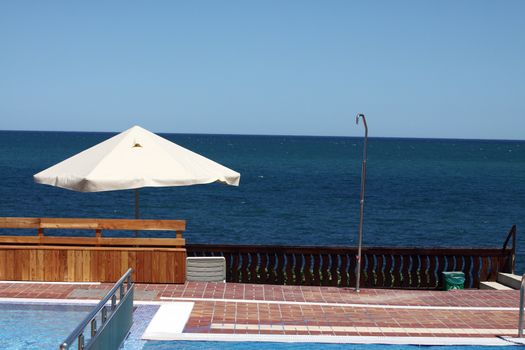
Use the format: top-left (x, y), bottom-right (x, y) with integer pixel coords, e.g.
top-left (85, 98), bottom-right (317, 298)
top-left (442, 271), bottom-right (465, 290)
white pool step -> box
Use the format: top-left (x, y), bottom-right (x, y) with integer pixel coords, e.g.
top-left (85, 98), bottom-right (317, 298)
top-left (497, 272), bottom-right (521, 290)
top-left (479, 281), bottom-right (513, 290)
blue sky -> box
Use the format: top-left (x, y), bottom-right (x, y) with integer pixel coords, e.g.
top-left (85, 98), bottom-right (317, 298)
top-left (1, 1), bottom-right (524, 139)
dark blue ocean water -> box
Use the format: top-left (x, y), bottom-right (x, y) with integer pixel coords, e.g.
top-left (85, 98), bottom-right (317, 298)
top-left (0, 131), bottom-right (524, 272)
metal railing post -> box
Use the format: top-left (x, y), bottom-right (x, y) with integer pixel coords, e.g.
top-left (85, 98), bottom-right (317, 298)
top-left (355, 113), bottom-right (368, 293)
top-left (518, 273), bottom-right (525, 337)
top-left (59, 268), bottom-right (134, 350)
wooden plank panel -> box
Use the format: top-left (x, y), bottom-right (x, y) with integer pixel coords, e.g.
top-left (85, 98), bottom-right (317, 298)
top-left (29, 250), bottom-right (37, 280)
top-left (40, 218), bottom-right (186, 231)
top-left (44, 250), bottom-right (59, 281)
top-left (165, 251), bottom-right (175, 283)
top-left (66, 250), bottom-right (75, 282)
top-left (143, 251), bottom-right (152, 282)
top-left (152, 250), bottom-right (161, 283)
top-left (174, 250), bottom-right (186, 283)
top-left (0, 250), bottom-right (6, 280)
top-left (82, 250), bottom-right (90, 282)
top-left (0, 236), bottom-right (185, 247)
top-left (0, 246), bottom-right (186, 284)
top-left (128, 251), bottom-right (136, 282)
top-left (74, 250), bottom-right (83, 282)
top-left (14, 250), bottom-right (26, 280)
top-left (5, 250), bottom-right (15, 280)
top-left (36, 250), bottom-right (45, 281)
top-left (135, 251), bottom-right (144, 283)
top-left (120, 251), bottom-right (129, 277)
top-left (0, 217), bottom-right (40, 229)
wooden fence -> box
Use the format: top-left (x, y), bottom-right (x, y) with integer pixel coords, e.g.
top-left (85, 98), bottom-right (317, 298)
top-left (188, 225), bottom-right (516, 289)
top-left (0, 217), bottom-right (187, 283)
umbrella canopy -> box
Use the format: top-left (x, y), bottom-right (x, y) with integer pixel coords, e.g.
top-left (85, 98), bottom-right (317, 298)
top-left (34, 125), bottom-right (240, 192)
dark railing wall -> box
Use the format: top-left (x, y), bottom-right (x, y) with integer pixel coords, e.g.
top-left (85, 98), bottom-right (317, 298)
top-left (188, 225), bottom-right (516, 290)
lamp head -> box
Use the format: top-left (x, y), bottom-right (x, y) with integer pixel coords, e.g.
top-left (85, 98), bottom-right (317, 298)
top-left (356, 113), bottom-right (365, 125)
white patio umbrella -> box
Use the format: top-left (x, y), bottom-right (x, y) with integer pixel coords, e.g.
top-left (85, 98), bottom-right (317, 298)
top-left (34, 125), bottom-right (240, 218)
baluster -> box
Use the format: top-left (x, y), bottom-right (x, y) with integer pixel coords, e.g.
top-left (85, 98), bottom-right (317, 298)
top-left (285, 253), bottom-right (295, 285)
top-left (383, 254), bottom-right (393, 288)
top-left (248, 252), bottom-right (258, 283)
top-left (77, 333), bottom-right (84, 350)
top-left (471, 256), bottom-right (480, 287)
top-left (364, 253), bottom-right (374, 288)
top-left (436, 256), bottom-right (446, 289)
top-left (276, 252), bottom-right (286, 285)
top-left (409, 254), bottom-right (419, 288)
top-left (375, 254), bottom-right (384, 288)
top-left (294, 253), bottom-right (304, 285)
top-left (267, 252), bottom-right (277, 284)
top-left (230, 253), bottom-right (240, 283)
top-left (489, 256), bottom-right (499, 280)
top-left (330, 254), bottom-right (339, 287)
top-left (320, 254), bottom-right (330, 286)
top-left (259, 253), bottom-right (268, 284)
top-left (418, 255), bottom-right (430, 289)
top-left (463, 255), bottom-right (473, 288)
top-left (392, 255), bottom-right (402, 288)
top-left (312, 254), bottom-right (321, 285)
top-left (90, 318), bottom-right (97, 337)
top-left (240, 253), bottom-right (250, 283)
top-left (339, 254), bottom-right (349, 287)
top-left (348, 253), bottom-right (357, 288)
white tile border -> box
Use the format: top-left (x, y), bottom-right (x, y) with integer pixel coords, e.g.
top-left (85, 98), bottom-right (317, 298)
top-left (146, 332), bottom-right (517, 346)
top-left (209, 323), bottom-right (517, 336)
top-left (160, 296), bottom-right (518, 311)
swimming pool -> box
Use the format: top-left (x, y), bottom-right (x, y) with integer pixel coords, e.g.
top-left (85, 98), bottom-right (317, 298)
top-left (0, 302), bottom-right (93, 350)
top-left (0, 302), bottom-right (522, 349)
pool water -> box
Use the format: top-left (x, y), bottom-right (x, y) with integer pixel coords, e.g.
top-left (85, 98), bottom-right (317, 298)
top-left (0, 302), bottom-right (93, 350)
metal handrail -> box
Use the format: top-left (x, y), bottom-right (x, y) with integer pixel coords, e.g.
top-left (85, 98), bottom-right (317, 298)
top-left (59, 268), bottom-right (134, 349)
top-left (518, 273), bottom-right (525, 337)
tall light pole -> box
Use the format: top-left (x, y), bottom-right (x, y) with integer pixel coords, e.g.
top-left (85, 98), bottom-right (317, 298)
top-left (355, 113), bottom-right (368, 292)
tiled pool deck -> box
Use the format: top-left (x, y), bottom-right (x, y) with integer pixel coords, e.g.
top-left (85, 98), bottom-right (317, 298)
top-left (0, 281), bottom-right (519, 340)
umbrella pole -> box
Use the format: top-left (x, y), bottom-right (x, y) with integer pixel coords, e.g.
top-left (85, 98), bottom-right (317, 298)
top-left (355, 113), bottom-right (368, 293)
top-left (134, 189), bottom-right (140, 237)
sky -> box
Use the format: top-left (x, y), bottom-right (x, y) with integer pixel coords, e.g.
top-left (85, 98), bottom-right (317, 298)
top-left (0, 1), bottom-right (524, 139)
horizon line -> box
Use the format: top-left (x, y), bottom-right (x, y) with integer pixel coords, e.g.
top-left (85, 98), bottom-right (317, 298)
top-left (0, 128), bottom-right (524, 143)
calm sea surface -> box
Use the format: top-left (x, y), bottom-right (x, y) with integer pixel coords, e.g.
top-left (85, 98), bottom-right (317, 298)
top-left (0, 131), bottom-right (524, 272)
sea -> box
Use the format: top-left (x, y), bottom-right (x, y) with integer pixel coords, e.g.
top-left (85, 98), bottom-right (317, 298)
top-left (0, 130), bottom-right (524, 272)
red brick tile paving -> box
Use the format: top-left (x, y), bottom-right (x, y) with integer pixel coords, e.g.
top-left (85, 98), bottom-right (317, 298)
top-left (0, 281), bottom-right (519, 339)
